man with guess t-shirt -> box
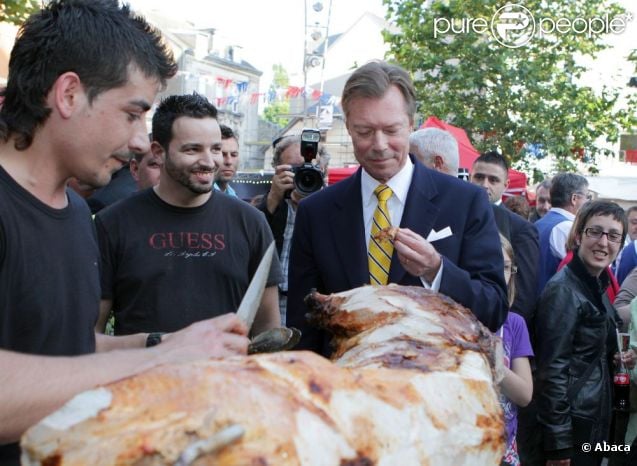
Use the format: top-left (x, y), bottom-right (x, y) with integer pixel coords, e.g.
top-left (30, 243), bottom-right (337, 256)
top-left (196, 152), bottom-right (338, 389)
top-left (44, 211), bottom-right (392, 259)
top-left (0, 2), bottom-right (249, 461)
top-left (95, 93), bottom-right (281, 338)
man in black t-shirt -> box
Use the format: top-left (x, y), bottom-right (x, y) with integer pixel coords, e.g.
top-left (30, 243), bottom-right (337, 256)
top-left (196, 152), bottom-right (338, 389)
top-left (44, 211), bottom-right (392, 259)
top-left (0, 2), bottom-right (248, 457)
top-left (96, 93), bottom-right (282, 337)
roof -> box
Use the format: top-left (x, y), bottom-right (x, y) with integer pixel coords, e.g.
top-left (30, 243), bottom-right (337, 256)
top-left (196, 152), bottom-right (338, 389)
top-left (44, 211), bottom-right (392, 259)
top-left (141, 10), bottom-right (261, 75)
top-left (312, 33), bottom-right (343, 54)
top-left (205, 54), bottom-right (262, 76)
top-left (310, 72), bottom-right (352, 98)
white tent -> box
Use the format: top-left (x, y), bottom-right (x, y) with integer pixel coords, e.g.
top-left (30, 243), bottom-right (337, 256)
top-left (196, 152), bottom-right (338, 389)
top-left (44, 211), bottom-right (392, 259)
top-left (586, 176), bottom-right (637, 208)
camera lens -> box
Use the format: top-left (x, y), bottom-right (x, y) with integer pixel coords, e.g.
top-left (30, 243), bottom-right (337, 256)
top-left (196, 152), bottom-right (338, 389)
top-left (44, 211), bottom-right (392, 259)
top-left (294, 165), bottom-right (324, 195)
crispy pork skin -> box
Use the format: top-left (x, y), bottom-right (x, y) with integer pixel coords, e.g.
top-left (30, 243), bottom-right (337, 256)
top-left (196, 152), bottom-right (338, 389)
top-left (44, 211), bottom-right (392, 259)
top-left (371, 226), bottom-right (399, 244)
top-left (22, 285), bottom-right (504, 465)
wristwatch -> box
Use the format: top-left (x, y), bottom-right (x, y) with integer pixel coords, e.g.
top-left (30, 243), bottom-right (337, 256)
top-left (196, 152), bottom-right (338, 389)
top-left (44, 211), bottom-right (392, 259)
top-left (145, 332), bottom-right (164, 347)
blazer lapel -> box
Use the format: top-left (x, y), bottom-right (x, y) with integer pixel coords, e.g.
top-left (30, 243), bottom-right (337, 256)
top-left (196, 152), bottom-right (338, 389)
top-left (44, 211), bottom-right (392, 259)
top-left (329, 170), bottom-right (369, 288)
top-left (388, 161), bottom-right (440, 284)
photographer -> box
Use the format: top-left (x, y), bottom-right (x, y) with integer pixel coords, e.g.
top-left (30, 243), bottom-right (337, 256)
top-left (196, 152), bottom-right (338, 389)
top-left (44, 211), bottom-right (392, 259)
top-left (257, 132), bottom-right (329, 324)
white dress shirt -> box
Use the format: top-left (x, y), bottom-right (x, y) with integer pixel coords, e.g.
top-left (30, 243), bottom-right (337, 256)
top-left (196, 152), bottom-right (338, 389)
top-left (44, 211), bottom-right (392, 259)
top-left (548, 207), bottom-right (576, 259)
top-left (360, 159), bottom-right (442, 290)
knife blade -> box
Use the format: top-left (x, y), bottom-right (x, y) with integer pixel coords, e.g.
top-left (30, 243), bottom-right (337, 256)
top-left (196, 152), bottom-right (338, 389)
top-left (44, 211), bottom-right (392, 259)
top-left (235, 241), bottom-right (275, 331)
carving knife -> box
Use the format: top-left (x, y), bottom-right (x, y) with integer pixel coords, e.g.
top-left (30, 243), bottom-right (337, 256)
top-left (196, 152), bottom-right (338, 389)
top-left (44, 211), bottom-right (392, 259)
top-left (235, 241), bottom-right (275, 331)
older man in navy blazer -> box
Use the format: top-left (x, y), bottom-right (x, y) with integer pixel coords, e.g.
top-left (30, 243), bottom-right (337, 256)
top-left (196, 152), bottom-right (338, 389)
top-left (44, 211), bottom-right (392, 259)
top-left (287, 61), bottom-right (508, 355)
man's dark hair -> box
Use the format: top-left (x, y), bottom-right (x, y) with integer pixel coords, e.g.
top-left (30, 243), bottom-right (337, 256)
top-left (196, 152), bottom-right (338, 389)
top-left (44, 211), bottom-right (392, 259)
top-left (341, 60), bottom-right (416, 121)
top-left (475, 150), bottom-right (509, 174)
top-left (152, 93), bottom-right (218, 151)
top-left (626, 205), bottom-right (637, 216)
top-left (0, 0), bottom-right (177, 151)
top-left (571, 200), bottom-right (627, 246)
top-left (549, 173), bottom-right (588, 208)
top-left (220, 124), bottom-right (237, 141)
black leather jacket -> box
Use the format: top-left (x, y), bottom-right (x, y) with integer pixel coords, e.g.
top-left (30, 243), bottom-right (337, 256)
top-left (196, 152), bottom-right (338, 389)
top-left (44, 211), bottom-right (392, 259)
top-left (535, 252), bottom-right (620, 456)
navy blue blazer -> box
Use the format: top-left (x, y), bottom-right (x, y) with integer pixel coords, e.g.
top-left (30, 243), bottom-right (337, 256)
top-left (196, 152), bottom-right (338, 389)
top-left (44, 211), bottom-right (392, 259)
top-left (287, 158), bottom-right (508, 354)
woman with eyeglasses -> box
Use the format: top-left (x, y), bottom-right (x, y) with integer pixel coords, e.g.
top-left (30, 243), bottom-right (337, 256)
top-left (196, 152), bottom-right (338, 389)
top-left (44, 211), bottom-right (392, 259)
top-left (535, 201), bottom-right (634, 466)
top-left (556, 212), bottom-right (621, 306)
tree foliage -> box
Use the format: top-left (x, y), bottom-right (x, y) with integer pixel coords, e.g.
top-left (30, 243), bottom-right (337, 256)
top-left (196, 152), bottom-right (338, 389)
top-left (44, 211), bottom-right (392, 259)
top-left (263, 100), bottom-right (291, 128)
top-left (272, 63), bottom-right (289, 88)
top-left (383, 0), bottom-right (637, 177)
top-left (0, 0), bottom-right (39, 26)
top-left (263, 64), bottom-right (291, 129)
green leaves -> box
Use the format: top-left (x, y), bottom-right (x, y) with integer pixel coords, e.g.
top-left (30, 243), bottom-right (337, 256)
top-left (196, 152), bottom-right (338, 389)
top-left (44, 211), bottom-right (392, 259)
top-left (263, 100), bottom-right (291, 128)
top-left (383, 0), bottom-right (637, 181)
top-left (263, 64), bottom-right (292, 129)
top-left (0, 0), bottom-right (40, 26)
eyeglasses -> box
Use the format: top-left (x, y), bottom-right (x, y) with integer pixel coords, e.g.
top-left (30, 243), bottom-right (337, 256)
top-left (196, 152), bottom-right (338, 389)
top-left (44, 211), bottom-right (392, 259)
top-left (583, 227), bottom-right (623, 243)
top-left (504, 264), bottom-right (518, 275)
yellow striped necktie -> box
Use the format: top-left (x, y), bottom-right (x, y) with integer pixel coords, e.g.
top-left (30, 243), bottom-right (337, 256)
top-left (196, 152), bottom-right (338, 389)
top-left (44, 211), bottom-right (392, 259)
top-left (368, 184), bottom-right (393, 285)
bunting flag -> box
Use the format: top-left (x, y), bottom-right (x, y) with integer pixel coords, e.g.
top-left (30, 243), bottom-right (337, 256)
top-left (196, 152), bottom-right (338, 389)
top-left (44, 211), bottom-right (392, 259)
top-left (250, 92), bottom-right (263, 104)
top-left (267, 88), bottom-right (276, 103)
top-left (201, 74), bottom-right (339, 108)
top-left (216, 77), bottom-right (234, 88)
top-left (286, 86), bottom-right (303, 98)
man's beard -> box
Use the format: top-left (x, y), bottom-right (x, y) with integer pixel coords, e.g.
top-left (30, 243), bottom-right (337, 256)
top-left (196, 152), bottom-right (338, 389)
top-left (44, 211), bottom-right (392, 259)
top-left (164, 154), bottom-right (214, 195)
top-left (214, 173), bottom-right (230, 188)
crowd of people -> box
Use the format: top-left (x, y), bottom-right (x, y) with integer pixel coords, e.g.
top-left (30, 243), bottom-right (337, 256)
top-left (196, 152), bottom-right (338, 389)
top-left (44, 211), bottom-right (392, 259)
top-left (411, 126), bottom-right (637, 466)
top-left (1, 2), bottom-right (637, 466)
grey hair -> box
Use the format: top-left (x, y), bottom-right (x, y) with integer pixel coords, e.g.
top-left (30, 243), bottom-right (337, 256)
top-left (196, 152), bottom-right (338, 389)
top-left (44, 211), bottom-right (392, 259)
top-left (536, 178), bottom-right (552, 192)
top-left (550, 173), bottom-right (588, 208)
top-left (272, 135), bottom-right (301, 167)
top-left (409, 128), bottom-right (459, 176)
top-left (341, 61), bottom-right (416, 122)
top-left (318, 146), bottom-right (331, 171)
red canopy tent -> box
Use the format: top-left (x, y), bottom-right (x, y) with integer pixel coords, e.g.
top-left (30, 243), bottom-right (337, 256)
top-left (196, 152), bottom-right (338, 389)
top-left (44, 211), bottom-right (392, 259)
top-left (503, 169), bottom-right (528, 201)
top-left (420, 116), bottom-right (527, 200)
top-left (420, 116), bottom-right (479, 169)
top-left (327, 166), bottom-right (358, 185)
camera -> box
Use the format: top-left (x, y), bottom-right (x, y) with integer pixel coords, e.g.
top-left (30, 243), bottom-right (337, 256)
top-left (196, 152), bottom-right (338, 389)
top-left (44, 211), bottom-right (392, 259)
top-left (293, 129), bottom-right (324, 195)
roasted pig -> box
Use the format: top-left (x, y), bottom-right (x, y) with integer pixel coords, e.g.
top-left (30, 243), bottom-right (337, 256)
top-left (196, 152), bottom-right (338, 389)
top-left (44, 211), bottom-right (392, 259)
top-left (22, 284), bottom-right (505, 465)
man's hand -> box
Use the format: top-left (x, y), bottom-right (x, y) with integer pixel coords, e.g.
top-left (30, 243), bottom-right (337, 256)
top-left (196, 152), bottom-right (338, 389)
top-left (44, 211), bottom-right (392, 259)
top-left (393, 228), bottom-right (442, 283)
top-left (614, 349), bottom-right (637, 369)
top-left (266, 164), bottom-right (295, 214)
top-left (157, 314), bottom-right (249, 363)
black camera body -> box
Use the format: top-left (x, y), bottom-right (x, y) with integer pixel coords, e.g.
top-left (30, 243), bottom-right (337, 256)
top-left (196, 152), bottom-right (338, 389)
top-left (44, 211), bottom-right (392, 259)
top-left (293, 129), bottom-right (324, 196)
